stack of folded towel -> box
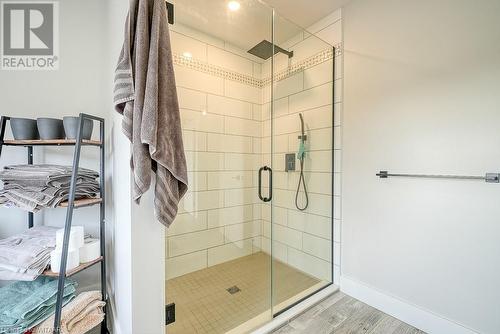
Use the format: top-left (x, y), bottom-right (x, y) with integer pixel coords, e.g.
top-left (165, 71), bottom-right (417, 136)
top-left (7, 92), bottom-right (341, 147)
top-left (0, 226), bottom-right (58, 281)
top-left (0, 277), bottom-right (77, 334)
top-left (0, 164), bottom-right (100, 212)
top-left (33, 291), bottom-right (105, 334)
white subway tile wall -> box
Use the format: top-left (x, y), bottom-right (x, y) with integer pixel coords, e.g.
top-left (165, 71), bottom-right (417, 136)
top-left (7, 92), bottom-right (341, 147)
top-left (167, 26), bottom-right (264, 280)
top-left (166, 10), bottom-right (342, 286)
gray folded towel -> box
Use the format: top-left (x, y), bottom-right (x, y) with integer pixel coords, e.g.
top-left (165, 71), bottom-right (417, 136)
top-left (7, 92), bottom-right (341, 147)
top-left (113, 0), bottom-right (188, 227)
top-left (0, 164), bottom-right (98, 182)
top-left (0, 164), bottom-right (100, 212)
top-left (0, 165), bottom-right (97, 190)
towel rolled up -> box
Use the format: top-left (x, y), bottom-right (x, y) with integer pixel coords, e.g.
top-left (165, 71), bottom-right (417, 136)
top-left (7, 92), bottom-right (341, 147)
top-left (33, 291), bottom-right (105, 334)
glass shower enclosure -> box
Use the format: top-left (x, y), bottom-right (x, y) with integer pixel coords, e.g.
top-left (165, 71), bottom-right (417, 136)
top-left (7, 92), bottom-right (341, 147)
top-left (165, 1), bottom-right (336, 332)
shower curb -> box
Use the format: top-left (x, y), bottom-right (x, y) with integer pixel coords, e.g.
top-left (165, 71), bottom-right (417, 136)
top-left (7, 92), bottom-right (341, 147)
top-left (250, 284), bottom-right (339, 334)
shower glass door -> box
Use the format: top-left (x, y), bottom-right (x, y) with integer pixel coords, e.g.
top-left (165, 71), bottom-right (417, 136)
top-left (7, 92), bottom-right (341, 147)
top-left (166, 1), bottom-right (336, 332)
top-left (269, 12), bottom-right (336, 314)
top-left (166, 1), bottom-right (274, 333)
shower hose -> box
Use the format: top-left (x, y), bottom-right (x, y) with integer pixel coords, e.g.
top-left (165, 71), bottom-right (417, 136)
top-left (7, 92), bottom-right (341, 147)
top-left (295, 157), bottom-right (309, 211)
top-left (295, 113), bottom-right (309, 211)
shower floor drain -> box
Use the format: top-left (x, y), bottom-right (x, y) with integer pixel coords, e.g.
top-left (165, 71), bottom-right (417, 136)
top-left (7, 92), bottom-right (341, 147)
top-left (226, 286), bottom-right (241, 295)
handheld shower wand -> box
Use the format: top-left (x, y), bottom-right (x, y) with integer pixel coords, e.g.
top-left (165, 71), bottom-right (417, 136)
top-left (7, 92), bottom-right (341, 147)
top-left (295, 113), bottom-right (309, 211)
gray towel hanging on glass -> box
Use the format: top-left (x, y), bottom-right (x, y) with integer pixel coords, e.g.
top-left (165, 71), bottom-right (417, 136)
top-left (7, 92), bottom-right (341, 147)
top-left (113, 0), bottom-right (188, 227)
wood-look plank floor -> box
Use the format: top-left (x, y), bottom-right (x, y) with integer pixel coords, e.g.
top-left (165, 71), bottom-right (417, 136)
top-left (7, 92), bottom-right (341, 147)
top-left (272, 292), bottom-right (426, 334)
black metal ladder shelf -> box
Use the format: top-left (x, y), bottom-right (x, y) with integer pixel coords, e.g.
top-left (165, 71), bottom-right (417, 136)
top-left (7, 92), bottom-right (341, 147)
top-left (0, 114), bottom-right (108, 334)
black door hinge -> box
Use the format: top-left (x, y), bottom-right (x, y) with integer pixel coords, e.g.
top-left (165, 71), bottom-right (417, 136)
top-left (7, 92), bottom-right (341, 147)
top-left (166, 2), bottom-right (174, 24)
top-left (166, 303), bottom-right (176, 325)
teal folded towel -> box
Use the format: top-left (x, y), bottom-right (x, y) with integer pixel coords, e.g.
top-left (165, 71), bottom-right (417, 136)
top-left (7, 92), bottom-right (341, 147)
top-left (0, 277), bottom-right (77, 333)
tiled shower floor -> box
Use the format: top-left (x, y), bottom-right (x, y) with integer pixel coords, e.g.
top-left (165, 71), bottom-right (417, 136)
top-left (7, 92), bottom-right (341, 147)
top-left (165, 252), bottom-right (323, 334)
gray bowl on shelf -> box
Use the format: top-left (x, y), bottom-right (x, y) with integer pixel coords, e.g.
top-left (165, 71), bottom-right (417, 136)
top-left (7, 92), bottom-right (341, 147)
top-left (63, 117), bottom-right (93, 140)
top-left (37, 118), bottom-right (65, 140)
top-left (10, 118), bottom-right (39, 140)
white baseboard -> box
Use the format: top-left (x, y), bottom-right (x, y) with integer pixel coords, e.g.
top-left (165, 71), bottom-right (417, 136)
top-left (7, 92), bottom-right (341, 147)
top-left (340, 276), bottom-right (479, 334)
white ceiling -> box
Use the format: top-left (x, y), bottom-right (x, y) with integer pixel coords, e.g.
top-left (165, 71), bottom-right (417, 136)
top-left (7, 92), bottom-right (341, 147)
top-left (263, 0), bottom-right (350, 28)
top-left (174, 0), bottom-right (347, 52)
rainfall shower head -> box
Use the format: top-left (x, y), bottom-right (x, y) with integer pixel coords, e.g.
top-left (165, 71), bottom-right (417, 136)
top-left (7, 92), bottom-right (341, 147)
top-left (247, 40), bottom-right (294, 60)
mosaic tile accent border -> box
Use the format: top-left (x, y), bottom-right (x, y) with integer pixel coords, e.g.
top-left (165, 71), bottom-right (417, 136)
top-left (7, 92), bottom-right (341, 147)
top-left (173, 52), bottom-right (262, 88)
top-left (262, 44), bottom-right (343, 86)
top-left (173, 43), bottom-right (343, 89)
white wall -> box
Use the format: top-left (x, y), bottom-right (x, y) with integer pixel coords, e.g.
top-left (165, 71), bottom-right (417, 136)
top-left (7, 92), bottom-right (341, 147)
top-left (0, 0), bottom-right (107, 288)
top-left (105, 0), bottom-right (133, 333)
top-left (0, 1), bottom-right (141, 332)
top-left (106, 0), bottom-right (167, 333)
top-left (0, 0), bottom-right (167, 331)
top-left (342, 1), bottom-right (500, 333)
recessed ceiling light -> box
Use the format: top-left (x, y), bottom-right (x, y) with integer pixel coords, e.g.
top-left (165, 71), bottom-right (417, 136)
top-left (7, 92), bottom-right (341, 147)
top-left (228, 1), bottom-right (240, 11)
top-left (182, 52), bottom-right (192, 59)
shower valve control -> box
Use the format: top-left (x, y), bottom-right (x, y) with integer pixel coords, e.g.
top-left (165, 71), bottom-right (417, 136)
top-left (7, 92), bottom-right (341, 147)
top-left (285, 153), bottom-right (296, 172)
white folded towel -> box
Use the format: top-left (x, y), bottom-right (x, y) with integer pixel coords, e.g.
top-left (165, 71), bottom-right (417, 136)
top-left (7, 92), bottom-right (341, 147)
top-left (0, 226), bottom-right (57, 281)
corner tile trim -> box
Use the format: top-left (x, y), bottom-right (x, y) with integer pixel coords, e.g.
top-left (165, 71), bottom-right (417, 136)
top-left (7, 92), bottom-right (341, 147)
top-left (173, 43), bottom-right (343, 88)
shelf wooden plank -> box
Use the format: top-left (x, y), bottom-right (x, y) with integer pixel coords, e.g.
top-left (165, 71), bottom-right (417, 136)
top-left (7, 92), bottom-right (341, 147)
top-left (42, 256), bottom-right (103, 278)
top-left (58, 198), bottom-right (102, 208)
top-left (2, 139), bottom-right (102, 146)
